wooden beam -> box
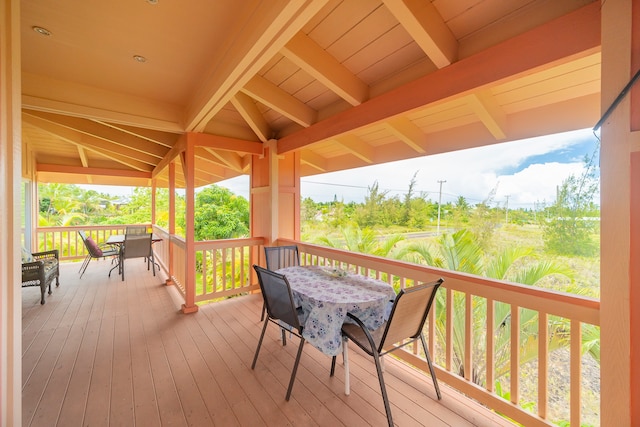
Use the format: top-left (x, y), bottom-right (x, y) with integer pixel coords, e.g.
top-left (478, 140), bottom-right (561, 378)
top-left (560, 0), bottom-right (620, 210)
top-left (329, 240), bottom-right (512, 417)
top-left (202, 148), bottom-right (244, 172)
top-left (26, 111), bottom-right (169, 158)
top-left (231, 92), bottom-right (272, 143)
top-left (36, 164), bottom-right (152, 179)
top-left (185, 0), bottom-right (329, 132)
top-left (384, 117), bottom-right (426, 153)
top-left (300, 150), bottom-right (328, 172)
top-left (22, 73), bottom-right (183, 132)
top-left (383, 0), bottom-right (458, 68)
top-left (153, 134), bottom-right (186, 178)
top-left (282, 32), bottom-right (369, 106)
top-left (465, 92), bottom-right (507, 140)
top-left (242, 75), bottom-right (317, 127)
top-left (23, 113), bottom-right (155, 171)
top-left (278, 2), bottom-right (600, 154)
top-left (94, 121), bottom-right (179, 148)
top-left (334, 135), bottom-right (373, 164)
top-left (189, 132), bottom-right (264, 155)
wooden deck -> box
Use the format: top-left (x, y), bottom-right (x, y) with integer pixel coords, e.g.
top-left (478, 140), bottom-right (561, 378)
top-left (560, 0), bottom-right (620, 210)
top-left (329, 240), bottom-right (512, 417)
top-left (22, 261), bottom-right (514, 427)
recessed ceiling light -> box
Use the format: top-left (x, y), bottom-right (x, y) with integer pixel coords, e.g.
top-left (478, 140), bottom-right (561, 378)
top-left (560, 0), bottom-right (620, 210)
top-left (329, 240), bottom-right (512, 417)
top-left (133, 55), bottom-right (147, 63)
top-left (32, 26), bottom-right (51, 36)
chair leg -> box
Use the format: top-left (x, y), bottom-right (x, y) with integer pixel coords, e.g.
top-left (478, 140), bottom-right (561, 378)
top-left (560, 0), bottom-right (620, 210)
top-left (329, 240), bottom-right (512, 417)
top-left (372, 350), bottom-right (393, 427)
top-left (285, 337), bottom-right (305, 401)
top-left (330, 356), bottom-right (337, 377)
top-left (342, 336), bottom-right (350, 395)
top-left (420, 333), bottom-right (441, 400)
top-left (260, 302), bottom-right (266, 321)
top-left (79, 255), bottom-right (91, 278)
top-left (252, 318), bottom-right (269, 370)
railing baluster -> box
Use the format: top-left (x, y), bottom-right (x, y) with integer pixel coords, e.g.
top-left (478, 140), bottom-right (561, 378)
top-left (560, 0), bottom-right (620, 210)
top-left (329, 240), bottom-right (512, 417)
top-left (465, 293), bottom-right (473, 382)
top-left (570, 319), bottom-right (582, 427)
top-left (446, 288), bottom-right (453, 372)
top-left (486, 298), bottom-right (495, 393)
top-left (510, 305), bottom-right (520, 405)
top-left (539, 311), bottom-right (548, 419)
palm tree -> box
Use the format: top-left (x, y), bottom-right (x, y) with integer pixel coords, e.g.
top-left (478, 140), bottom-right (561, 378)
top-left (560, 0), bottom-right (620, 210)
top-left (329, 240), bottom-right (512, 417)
top-left (401, 229), bottom-right (575, 387)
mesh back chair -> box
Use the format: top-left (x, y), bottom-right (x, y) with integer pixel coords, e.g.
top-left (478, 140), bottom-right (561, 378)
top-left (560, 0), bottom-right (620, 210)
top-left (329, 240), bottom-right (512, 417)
top-left (261, 245), bottom-right (300, 320)
top-left (78, 230), bottom-right (119, 278)
top-left (120, 232), bottom-right (155, 281)
top-left (252, 265), bottom-right (305, 401)
top-left (125, 225), bottom-right (148, 235)
top-left (125, 225), bottom-right (153, 269)
top-left (331, 278), bottom-right (444, 427)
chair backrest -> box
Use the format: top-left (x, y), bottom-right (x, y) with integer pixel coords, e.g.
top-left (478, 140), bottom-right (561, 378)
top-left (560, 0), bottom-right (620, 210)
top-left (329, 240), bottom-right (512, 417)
top-left (253, 265), bottom-right (301, 331)
top-left (264, 245), bottom-right (300, 270)
top-left (79, 230), bottom-right (101, 257)
top-left (379, 278), bottom-right (443, 351)
top-left (122, 233), bottom-right (152, 259)
top-left (126, 225), bottom-right (148, 235)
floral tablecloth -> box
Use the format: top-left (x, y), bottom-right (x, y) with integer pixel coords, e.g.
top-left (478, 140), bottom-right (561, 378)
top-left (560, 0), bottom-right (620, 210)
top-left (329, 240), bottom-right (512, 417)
top-left (277, 265), bottom-right (396, 356)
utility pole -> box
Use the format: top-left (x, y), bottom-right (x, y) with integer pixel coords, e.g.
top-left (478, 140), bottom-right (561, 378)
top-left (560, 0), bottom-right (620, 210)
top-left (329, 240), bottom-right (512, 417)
top-left (437, 180), bottom-right (446, 235)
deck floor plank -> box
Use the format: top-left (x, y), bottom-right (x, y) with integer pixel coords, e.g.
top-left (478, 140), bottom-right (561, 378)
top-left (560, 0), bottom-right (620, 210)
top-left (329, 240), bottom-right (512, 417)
top-left (22, 261), bottom-right (515, 427)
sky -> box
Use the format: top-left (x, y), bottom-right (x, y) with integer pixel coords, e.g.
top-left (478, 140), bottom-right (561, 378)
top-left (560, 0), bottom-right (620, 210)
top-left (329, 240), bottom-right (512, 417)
top-left (81, 127), bottom-right (600, 211)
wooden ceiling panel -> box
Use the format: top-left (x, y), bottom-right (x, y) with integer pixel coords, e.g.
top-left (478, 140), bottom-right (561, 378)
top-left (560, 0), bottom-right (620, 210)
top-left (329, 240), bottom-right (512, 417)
top-left (344, 25), bottom-right (415, 77)
top-left (325, 4), bottom-right (397, 62)
top-left (358, 42), bottom-right (427, 85)
top-left (306, 0), bottom-right (382, 48)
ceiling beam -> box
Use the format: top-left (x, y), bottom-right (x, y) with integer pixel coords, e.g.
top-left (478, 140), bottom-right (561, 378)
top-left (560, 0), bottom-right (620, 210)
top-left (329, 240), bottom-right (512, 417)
top-left (231, 92), bottom-right (272, 142)
top-left (334, 135), bottom-right (373, 164)
top-left (465, 91), bottom-right (507, 140)
top-left (242, 75), bottom-right (317, 127)
top-left (21, 73), bottom-right (183, 133)
top-left (95, 121), bottom-right (179, 148)
top-left (36, 164), bottom-right (152, 179)
top-left (185, 0), bottom-right (329, 132)
top-left (200, 147), bottom-right (244, 172)
top-left (384, 117), bottom-right (426, 153)
top-left (189, 132), bottom-right (264, 155)
top-left (281, 32), bottom-right (369, 106)
top-left (27, 111), bottom-right (168, 158)
top-left (300, 150), bottom-right (328, 172)
top-left (278, 2), bottom-right (600, 154)
top-left (23, 113), bottom-right (156, 171)
top-left (383, 0), bottom-right (457, 68)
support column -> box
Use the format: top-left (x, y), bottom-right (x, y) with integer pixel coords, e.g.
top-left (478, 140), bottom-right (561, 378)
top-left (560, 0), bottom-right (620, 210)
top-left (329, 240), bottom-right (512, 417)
top-left (0, 0), bottom-right (22, 424)
top-left (600, 0), bottom-right (637, 425)
top-left (250, 140), bottom-right (300, 252)
top-left (181, 135), bottom-right (198, 313)
top-left (167, 162), bottom-right (176, 286)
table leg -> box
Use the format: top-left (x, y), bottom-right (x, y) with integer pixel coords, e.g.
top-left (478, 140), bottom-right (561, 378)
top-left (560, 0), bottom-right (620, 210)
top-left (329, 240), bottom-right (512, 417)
top-left (343, 335), bottom-right (350, 395)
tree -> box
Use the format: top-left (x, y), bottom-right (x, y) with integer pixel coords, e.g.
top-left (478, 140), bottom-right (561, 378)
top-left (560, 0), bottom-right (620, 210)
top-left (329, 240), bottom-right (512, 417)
top-left (193, 185), bottom-right (249, 240)
top-left (542, 151), bottom-right (599, 256)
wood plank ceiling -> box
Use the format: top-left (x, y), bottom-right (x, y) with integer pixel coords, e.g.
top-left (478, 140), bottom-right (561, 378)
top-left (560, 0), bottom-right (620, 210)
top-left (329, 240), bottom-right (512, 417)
top-left (20, 0), bottom-right (600, 189)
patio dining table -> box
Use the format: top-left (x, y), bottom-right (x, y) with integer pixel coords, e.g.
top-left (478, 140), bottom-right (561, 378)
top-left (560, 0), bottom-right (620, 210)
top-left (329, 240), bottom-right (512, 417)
top-left (276, 265), bottom-right (396, 357)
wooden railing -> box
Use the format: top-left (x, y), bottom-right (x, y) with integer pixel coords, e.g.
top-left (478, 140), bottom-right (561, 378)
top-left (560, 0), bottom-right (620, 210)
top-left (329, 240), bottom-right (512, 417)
top-left (35, 225), bottom-right (151, 261)
top-left (37, 226), bottom-right (598, 426)
top-left (192, 237), bottom-right (264, 302)
top-left (280, 238), bottom-right (600, 427)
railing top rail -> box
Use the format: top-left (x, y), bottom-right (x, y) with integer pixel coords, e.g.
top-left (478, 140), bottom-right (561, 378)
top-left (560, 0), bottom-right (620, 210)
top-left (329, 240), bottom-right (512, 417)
top-left (280, 238), bottom-right (600, 325)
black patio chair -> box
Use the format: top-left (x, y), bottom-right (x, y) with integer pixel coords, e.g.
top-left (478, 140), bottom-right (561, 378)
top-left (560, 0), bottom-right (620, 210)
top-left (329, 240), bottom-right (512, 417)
top-left (78, 230), bottom-right (119, 278)
top-left (261, 245), bottom-right (300, 321)
top-left (120, 232), bottom-right (155, 281)
top-left (331, 278), bottom-right (444, 427)
top-left (252, 265), bottom-right (305, 401)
